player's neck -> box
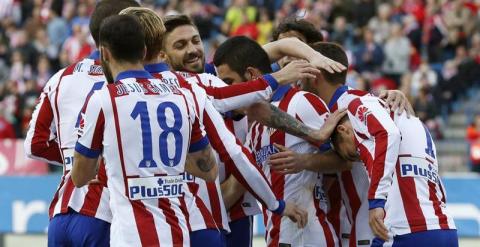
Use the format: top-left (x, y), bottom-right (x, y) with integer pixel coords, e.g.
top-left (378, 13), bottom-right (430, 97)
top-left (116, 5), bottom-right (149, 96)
top-left (317, 82), bottom-right (343, 106)
top-left (110, 61), bottom-right (145, 80)
top-left (143, 57), bottom-right (167, 67)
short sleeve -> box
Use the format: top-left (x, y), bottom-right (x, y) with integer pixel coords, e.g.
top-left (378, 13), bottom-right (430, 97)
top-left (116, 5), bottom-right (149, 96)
top-left (75, 92), bottom-right (104, 158)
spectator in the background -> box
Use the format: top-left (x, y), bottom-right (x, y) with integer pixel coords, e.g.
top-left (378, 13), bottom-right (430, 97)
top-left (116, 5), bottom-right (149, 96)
top-left (442, 0), bottom-right (474, 51)
top-left (9, 50), bottom-right (32, 85)
top-left (353, 28), bottom-right (384, 74)
top-left (469, 32), bottom-right (480, 64)
top-left (368, 3), bottom-right (393, 44)
top-left (467, 115), bottom-right (480, 173)
top-left (61, 24), bottom-right (92, 64)
top-left (414, 87), bottom-right (437, 123)
top-left (231, 10), bottom-right (259, 40)
top-left (410, 61), bottom-right (437, 98)
top-left (353, 0), bottom-right (376, 28)
top-left (0, 107), bottom-right (15, 139)
top-left (329, 15), bottom-right (353, 49)
top-left (34, 55), bottom-right (51, 88)
top-left (382, 22), bottom-right (411, 85)
top-left (256, 8), bottom-right (273, 45)
top-left (272, 17), bottom-right (323, 44)
top-left (71, 3), bottom-right (90, 33)
top-left (222, 0), bottom-right (257, 35)
top-left (46, 7), bottom-right (69, 57)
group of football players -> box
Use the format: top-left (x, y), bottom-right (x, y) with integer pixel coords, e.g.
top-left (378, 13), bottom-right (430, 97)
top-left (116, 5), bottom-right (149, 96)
top-left (24, 0), bottom-right (459, 246)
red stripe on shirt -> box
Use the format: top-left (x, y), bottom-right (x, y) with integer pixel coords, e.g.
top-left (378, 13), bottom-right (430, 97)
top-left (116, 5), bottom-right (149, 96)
top-left (203, 77), bottom-right (270, 100)
top-left (341, 171), bottom-right (362, 246)
top-left (79, 160), bottom-right (107, 216)
top-left (395, 160), bottom-right (427, 232)
top-left (314, 199), bottom-right (335, 247)
top-left (60, 177), bottom-right (75, 213)
top-left (326, 178), bottom-right (342, 242)
top-left (304, 92), bottom-right (329, 115)
top-left (229, 195), bottom-right (247, 221)
top-left (428, 181), bottom-right (449, 229)
top-left (267, 88), bottom-right (296, 247)
top-left (30, 95), bottom-right (63, 163)
top-left (179, 197), bottom-right (192, 232)
top-left (187, 183), bottom-right (217, 229)
top-left (206, 182), bottom-right (224, 229)
top-left (159, 198), bottom-right (184, 246)
top-left (108, 85), bottom-right (161, 245)
top-left (54, 64), bottom-right (76, 152)
top-left (49, 175), bottom-right (66, 218)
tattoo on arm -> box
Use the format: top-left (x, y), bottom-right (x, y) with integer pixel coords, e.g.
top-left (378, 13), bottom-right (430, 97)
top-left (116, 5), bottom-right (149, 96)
top-left (267, 105), bottom-right (313, 138)
top-left (196, 148), bottom-right (215, 172)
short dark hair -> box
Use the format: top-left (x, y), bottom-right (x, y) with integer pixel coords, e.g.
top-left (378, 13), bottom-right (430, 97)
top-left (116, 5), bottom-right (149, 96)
top-left (331, 115), bottom-right (350, 149)
top-left (310, 42), bottom-right (348, 85)
top-left (99, 15), bottom-right (145, 63)
top-left (163, 14), bottom-right (196, 33)
top-left (89, 0), bottom-right (140, 46)
top-left (213, 36), bottom-right (272, 76)
top-left (272, 17), bottom-right (323, 44)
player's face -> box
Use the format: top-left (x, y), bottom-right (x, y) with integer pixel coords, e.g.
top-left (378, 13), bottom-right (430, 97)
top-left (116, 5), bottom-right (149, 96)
top-left (216, 64), bottom-right (246, 85)
top-left (100, 46), bottom-right (114, 83)
top-left (334, 122), bottom-right (360, 162)
top-left (163, 25), bottom-right (205, 73)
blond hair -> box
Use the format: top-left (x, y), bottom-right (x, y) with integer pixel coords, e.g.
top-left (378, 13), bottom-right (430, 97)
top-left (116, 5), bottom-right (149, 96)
top-left (119, 7), bottom-right (166, 61)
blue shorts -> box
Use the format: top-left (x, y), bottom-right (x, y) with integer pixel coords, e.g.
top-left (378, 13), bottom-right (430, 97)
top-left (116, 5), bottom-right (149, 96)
top-left (190, 228), bottom-right (227, 247)
top-left (48, 209), bottom-right (110, 247)
top-left (226, 216), bottom-right (253, 247)
top-left (372, 229), bottom-right (458, 247)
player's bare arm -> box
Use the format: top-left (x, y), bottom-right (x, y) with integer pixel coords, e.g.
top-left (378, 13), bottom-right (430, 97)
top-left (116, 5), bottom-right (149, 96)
top-left (186, 144), bottom-right (218, 182)
top-left (262, 37), bottom-right (346, 73)
top-left (269, 144), bottom-right (351, 174)
top-left (71, 152), bottom-right (99, 187)
top-left (220, 175), bottom-right (246, 210)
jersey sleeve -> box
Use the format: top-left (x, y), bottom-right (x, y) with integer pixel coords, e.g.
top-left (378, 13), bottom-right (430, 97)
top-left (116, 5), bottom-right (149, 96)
top-left (188, 113), bottom-right (210, 153)
top-left (294, 92), bottom-right (332, 150)
top-left (201, 98), bottom-right (283, 213)
top-left (189, 73), bottom-right (279, 113)
top-left (348, 97), bottom-right (401, 209)
top-left (74, 91), bottom-right (105, 159)
top-left (24, 70), bottom-right (64, 166)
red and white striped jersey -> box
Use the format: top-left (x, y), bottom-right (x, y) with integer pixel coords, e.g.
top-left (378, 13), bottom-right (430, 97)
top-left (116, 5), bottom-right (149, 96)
top-left (188, 71), bottom-right (262, 222)
top-left (221, 117), bottom-right (262, 221)
top-left (145, 63), bottom-right (283, 232)
top-left (24, 52), bottom-right (111, 223)
top-left (75, 69), bottom-right (209, 246)
top-left (246, 85), bottom-right (338, 247)
top-left (338, 88), bottom-right (456, 236)
top-left (328, 86), bottom-right (374, 246)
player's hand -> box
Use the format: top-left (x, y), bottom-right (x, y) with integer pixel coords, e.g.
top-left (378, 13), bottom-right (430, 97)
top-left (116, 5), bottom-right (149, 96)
top-left (308, 108), bottom-right (347, 144)
top-left (369, 208), bottom-right (389, 241)
top-left (282, 202), bottom-right (308, 228)
top-left (269, 143), bottom-right (306, 174)
top-left (378, 90), bottom-right (415, 118)
top-left (272, 60), bottom-right (320, 84)
top-left (309, 52), bottom-right (347, 73)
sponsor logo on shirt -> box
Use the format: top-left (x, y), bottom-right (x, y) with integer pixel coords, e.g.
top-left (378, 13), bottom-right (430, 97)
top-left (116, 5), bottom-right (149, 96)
top-left (128, 175), bottom-right (184, 200)
top-left (400, 162), bottom-right (439, 184)
top-left (88, 65), bottom-right (103, 76)
top-left (254, 144), bottom-right (278, 166)
top-left (356, 105), bottom-right (371, 124)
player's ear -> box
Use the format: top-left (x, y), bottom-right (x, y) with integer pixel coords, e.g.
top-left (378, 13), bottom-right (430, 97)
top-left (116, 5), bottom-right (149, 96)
top-left (245, 67), bottom-right (261, 80)
top-left (100, 46), bottom-right (110, 63)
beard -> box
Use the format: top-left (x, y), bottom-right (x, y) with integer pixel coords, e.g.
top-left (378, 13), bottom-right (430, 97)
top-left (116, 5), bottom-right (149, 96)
top-left (101, 58), bottom-right (115, 83)
top-left (181, 51), bottom-right (205, 73)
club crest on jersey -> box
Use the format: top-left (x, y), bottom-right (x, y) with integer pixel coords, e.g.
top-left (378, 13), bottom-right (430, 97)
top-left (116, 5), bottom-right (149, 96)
top-left (356, 105), bottom-right (371, 124)
top-left (400, 162), bottom-right (439, 184)
top-left (88, 65), bottom-right (103, 76)
top-left (254, 144), bottom-right (278, 166)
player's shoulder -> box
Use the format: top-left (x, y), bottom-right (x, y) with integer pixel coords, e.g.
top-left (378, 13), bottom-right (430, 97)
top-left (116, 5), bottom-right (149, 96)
top-left (292, 90), bottom-right (329, 114)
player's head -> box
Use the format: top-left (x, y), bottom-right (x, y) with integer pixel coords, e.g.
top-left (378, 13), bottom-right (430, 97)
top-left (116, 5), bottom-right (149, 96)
top-left (331, 115), bottom-right (359, 162)
top-left (213, 36), bottom-right (272, 84)
top-left (99, 15), bottom-right (146, 83)
top-left (272, 17), bottom-right (323, 44)
top-left (89, 0), bottom-right (140, 47)
top-left (300, 42), bottom-right (348, 94)
top-left (272, 17), bottom-right (323, 69)
top-left (161, 15), bottom-right (204, 73)
top-left (119, 7), bottom-right (166, 63)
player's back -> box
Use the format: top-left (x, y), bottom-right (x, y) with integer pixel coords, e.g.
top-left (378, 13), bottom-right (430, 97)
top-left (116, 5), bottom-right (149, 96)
top-left (386, 112), bottom-right (456, 235)
top-left (89, 73), bottom-right (199, 246)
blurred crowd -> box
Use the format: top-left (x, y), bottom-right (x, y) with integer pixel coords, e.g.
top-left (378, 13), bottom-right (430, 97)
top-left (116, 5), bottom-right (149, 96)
top-left (1, 0), bottom-right (480, 141)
